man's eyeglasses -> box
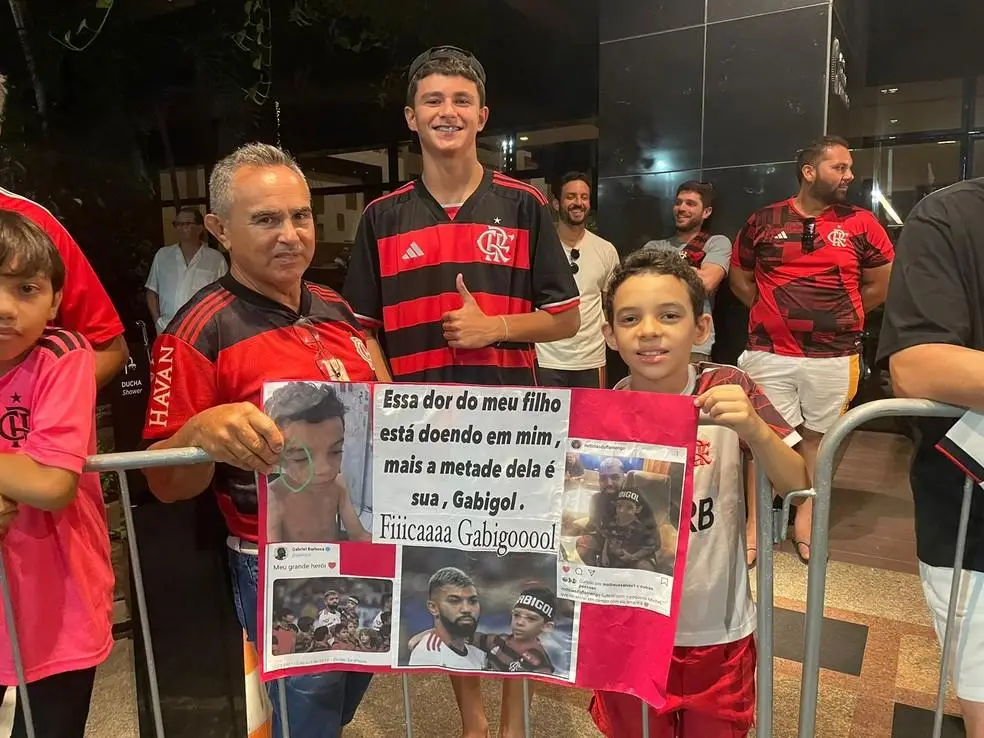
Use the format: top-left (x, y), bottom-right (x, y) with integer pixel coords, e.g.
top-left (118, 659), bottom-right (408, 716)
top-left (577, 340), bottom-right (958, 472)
top-left (173, 220), bottom-right (199, 228)
top-left (569, 248), bottom-right (580, 275)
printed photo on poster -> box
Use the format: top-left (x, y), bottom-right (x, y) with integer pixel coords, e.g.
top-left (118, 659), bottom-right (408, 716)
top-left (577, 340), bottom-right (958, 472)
top-left (263, 381), bottom-right (373, 544)
top-left (396, 547), bottom-right (578, 682)
top-left (269, 576), bottom-right (393, 667)
top-left (558, 438), bottom-right (687, 614)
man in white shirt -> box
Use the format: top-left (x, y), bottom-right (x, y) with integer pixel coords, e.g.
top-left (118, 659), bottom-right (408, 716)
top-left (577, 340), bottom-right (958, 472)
top-left (145, 207), bottom-right (228, 333)
top-left (642, 181), bottom-right (731, 362)
top-left (536, 172), bottom-right (619, 388)
top-left (407, 567), bottom-right (485, 670)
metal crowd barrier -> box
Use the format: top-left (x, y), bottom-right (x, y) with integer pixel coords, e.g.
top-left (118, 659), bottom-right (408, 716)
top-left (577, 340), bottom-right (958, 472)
top-left (796, 398), bottom-right (971, 738)
top-left (13, 402), bottom-right (972, 738)
top-left (0, 421), bottom-right (783, 738)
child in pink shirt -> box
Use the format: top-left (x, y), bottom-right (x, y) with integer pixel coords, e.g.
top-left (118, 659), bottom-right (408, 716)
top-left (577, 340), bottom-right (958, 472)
top-left (0, 210), bottom-right (113, 737)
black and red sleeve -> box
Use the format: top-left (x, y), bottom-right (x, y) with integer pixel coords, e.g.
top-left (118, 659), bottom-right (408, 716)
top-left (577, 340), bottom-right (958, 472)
top-left (529, 200), bottom-right (579, 314)
top-left (731, 212), bottom-right (760, 271)
top-left (142, 333), bottom-right (218, 441)
top-left (342, 207), bottom-right (384, 331)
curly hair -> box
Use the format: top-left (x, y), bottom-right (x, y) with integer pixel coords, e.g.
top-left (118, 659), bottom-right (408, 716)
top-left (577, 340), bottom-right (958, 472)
top-left (602, 248), bottom-right (707, 325)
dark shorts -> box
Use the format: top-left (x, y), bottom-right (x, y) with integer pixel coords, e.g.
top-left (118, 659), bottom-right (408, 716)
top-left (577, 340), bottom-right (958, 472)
top-left (538, 366), bottom-right (603, 389)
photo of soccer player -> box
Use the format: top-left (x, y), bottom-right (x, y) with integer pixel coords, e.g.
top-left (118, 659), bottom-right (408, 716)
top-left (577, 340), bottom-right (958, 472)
top-left (269, 577), bottom-right (393, 661)
top-left (559, 441), bottom-right (685, 577)
top-left (262, 381), bottom-right (373, 544)
top-left (397, 547), bottom-right (577, 682)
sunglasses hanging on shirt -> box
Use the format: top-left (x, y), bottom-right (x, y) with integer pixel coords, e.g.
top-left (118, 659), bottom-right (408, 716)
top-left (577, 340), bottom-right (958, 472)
top-left (801, 217), bottom-right (818, 252)
top-left (569, 248), bottom-right (580, 274)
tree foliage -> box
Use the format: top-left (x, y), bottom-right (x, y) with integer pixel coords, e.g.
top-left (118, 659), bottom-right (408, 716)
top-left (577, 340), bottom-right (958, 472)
top-left (0, 0), bottom-right (497, 322)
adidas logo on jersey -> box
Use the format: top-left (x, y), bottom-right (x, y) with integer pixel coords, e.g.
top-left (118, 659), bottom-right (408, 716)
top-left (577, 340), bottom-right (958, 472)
top-left (402, 242), bottom-right (425, 261)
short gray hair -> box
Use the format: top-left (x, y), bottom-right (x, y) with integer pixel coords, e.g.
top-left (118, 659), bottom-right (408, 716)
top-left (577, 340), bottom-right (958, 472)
top-left (208, 142), bottom-right (307, 218)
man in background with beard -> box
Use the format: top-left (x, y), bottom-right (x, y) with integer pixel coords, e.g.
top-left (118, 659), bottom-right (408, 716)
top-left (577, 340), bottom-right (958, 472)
top-left (536, 172), bottom-right (618, 389)
top-left (574, 457), bottom-right (626, 565)
top-left (314, 590), bottom-right (343, 631)
top-left (729, 135), bottom-right (893, 564)
top-left (407, 567), bottom-right (485, 669)
top-left (643, 181), bottom-right (731, 362)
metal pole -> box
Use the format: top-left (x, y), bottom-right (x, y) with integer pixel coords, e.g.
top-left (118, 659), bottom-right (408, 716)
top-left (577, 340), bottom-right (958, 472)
top-left (755, 465), bottom-right (775, 738)
top-left (522, 679), bottom-right (531, 738)
top-left (797, 399), bottom-right (964, 738)
top-left (86, 447), bottom-right (210, 472)
top-left (641, 698), bottom-right (649, 738)
top-left (278, 678), bottom-right (291, 738)
top-left (402, 673), bottom-right (414, 738)
top-left (932, 475), bottom-right (975, 738)
top-left (116, 471), bottom-right (166, 738)
top-left (0, 549), bottom-right (35, 738)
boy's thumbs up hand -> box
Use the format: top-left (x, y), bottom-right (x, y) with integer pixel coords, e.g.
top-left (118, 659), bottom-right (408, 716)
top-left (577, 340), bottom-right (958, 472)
top-left (442, 273), bottom-right (504, 349)
top-left (456, 273), bottom-right (477, 306)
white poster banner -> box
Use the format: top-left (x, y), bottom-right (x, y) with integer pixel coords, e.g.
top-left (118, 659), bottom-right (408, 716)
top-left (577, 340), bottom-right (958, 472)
top-left (372, 384), bottom-right (570, 552)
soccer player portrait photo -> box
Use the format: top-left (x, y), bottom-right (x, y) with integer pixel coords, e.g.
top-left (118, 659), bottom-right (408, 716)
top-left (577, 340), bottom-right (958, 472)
top-left (397, 547), bottom-right (578, 681)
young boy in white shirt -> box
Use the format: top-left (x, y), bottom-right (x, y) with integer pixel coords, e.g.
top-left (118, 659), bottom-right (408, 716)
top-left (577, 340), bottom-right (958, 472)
top-left (589, 249), bottom-right (808, 737)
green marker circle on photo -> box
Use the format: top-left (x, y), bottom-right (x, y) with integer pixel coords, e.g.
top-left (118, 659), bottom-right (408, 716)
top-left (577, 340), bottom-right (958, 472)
top-left (279, 443), bottom-right (314, 494)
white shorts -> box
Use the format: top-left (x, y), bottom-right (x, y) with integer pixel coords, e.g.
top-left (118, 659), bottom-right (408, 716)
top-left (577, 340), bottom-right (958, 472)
top-left (919, 561), bottom-right (984, 702)
top-left (737, 351), bottom-right (861, 433)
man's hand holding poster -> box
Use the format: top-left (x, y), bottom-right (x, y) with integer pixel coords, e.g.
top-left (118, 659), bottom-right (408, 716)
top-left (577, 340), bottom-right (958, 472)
top-left (257, 381), bottom-right (698, 709)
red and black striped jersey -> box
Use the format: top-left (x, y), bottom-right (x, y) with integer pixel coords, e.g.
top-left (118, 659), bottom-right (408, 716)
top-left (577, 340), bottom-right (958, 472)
top-left (343, 169), bottom-right (580, 386)
top-left (473, 632), bottom-right (555, 674)
top-left (731, 198), bottom-right (894, 358)
top-left (142, 274), bottom-right (376, 542)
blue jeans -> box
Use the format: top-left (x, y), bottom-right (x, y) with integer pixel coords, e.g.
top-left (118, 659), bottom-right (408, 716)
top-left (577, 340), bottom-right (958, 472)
top-left (228, 548), bottom-right (373, 738)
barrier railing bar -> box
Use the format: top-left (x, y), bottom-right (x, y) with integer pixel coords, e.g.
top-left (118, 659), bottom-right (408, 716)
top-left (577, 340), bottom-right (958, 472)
top-left (402, 673), bottom-right (414, 737)
top-left (116, 470), bottom-right (166, 738)
top-left (798, 398), bottom-right (965, 738)
top-left (278, 679), bottom-right (291, 738)
top-left (522, 678), bottom-right (531, 737)
top-left (934, 475), bottom-right (974, 738)
top-left (755, 465), bottom-right (776, 738)
top-left (86, 447), bottom-right (210, 472)
top-left (0, 551), bottom-right (35, 738)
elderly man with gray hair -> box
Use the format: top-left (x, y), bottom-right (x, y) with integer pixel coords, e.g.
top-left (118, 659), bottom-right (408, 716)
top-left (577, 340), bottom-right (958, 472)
top-left (142, 142), bottom-right (378, 737)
